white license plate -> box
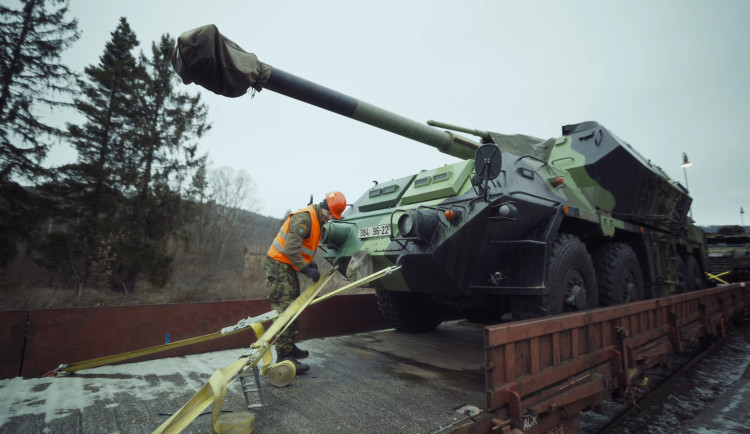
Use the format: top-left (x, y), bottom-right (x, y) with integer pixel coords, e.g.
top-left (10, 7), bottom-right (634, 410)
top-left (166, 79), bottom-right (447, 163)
top-left (358, 224), bottom-right (391, 239)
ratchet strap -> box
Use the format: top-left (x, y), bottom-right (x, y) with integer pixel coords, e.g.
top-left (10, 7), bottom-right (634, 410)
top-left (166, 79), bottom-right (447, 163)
top-left (154, 265), bottom-right (400, 433)
top-left (153, 269), bottom-right (335, 433)
top-left (43, 311), bottom-right (279, 376)
top-left (46, 265), bottom-right (399, 376)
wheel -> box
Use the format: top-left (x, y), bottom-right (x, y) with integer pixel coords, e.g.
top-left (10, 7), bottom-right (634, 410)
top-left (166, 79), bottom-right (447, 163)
top-left (593, 243), bottom-right (644, 306)
top-left (375, 289), bottom-right (444, 333)
top-left (686, 255), bottom-right (705, 291)
top-left (512, 234), bottom-right (598, 320)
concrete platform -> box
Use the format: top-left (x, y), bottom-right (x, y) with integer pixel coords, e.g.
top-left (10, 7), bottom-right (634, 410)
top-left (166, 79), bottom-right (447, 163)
top-left (0, 321), bottom-right (485, 433)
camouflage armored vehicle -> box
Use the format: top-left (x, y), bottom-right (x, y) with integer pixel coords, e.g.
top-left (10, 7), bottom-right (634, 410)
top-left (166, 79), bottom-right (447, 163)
top-left (706, 225), bottom-right (750, 282)
top-left (172, 25), bottom-right (708, 331)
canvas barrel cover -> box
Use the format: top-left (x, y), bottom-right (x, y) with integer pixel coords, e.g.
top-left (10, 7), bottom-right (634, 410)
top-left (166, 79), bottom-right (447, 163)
top-left (171, 24), bottom-right (271, 98)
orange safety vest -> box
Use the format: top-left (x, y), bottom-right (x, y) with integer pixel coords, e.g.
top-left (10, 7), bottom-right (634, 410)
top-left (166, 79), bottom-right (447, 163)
top-left (267, 205), bottom-right (322, 271)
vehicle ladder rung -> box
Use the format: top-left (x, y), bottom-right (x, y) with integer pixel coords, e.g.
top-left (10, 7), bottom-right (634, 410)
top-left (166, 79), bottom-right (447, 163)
top-left (239, 365), bottom-right (265, 409)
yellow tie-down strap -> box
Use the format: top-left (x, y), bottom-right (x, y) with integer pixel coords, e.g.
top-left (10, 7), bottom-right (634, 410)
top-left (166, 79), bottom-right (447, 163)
top-left (44, 309), bottom-right (279, 376)
top-left (153, 265), bottom-right (400, 433)
top-left (45, 265), bottom-right (397, 377)
top-left (46, 322), bottom-right (260, 376)
top-left (705, 270), bottom-right (731, 285)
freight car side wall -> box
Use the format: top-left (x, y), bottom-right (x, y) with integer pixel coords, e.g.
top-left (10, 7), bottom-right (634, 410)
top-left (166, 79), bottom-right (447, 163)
top-left (461, 282), bottom-right (749, 434)
top-left (0, 294), bottom-right (388, 379)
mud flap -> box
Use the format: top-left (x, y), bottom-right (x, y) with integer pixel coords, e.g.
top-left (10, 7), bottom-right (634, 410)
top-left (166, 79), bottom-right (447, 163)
top-left (347, 250), bottom-right (374, 282)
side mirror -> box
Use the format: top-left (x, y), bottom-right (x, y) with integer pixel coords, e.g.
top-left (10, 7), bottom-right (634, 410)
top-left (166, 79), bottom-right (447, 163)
top-left (474, 144), bottom-right (503, 182)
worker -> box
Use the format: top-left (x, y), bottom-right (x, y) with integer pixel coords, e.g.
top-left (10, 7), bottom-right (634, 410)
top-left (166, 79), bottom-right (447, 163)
top-left (265, 191), bottom-right (347, 374)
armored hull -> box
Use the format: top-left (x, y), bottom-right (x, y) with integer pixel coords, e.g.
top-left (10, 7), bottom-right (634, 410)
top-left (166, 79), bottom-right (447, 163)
top-left (171, 25), bottom-right (708, 331)
top-left (706, 226), bottom-right (750, 282)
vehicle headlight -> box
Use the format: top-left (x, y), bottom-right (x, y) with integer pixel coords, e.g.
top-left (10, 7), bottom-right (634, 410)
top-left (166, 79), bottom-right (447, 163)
top-left (397, 213), bottom-right (416, 237)
top-left (397, 210), bottom-right (439, 241)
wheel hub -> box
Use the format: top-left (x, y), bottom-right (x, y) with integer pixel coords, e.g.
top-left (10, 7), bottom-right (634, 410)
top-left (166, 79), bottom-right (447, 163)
top-left (623, 272), bottom-right (636, 303)
top-left (564, 270), bottom-right (587, 311)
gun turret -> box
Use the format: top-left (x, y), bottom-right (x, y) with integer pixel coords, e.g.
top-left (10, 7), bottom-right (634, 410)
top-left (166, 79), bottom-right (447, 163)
top-left (171, 24), bottom-right (480, 160)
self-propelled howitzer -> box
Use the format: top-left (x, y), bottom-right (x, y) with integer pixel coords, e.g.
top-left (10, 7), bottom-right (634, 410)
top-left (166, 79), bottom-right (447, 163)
top-left (173, 25), bottom-right (707, 332)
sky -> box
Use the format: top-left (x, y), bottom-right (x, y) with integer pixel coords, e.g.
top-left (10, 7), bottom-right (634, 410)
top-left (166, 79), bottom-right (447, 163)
top-left (38, 0), bottom-right (750, 225)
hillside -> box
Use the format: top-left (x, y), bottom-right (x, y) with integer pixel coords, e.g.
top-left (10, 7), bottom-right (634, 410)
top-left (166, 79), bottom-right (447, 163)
top-left (1, 209), bottom-right (282, 309)
top-left (1, 207), bottom-right (370, 310)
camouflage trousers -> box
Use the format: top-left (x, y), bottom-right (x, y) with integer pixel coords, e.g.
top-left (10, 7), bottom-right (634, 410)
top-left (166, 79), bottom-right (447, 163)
top-left (264, 256), bottom-right (300, 355)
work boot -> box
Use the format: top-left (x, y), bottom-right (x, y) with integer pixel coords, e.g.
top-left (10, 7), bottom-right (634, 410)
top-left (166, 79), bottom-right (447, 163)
top-left (291, 344), bottom-right (309, 359)
top-left (277, 352), bottom-right (310, 375)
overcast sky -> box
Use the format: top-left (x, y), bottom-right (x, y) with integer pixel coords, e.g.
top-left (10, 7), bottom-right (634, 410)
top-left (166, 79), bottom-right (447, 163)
top-left (42, 0), bottom-right (749, 225)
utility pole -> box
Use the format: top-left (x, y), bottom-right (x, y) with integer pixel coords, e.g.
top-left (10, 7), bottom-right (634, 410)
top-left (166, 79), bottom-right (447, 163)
top-left (680, 153), bottom-right (692, 218)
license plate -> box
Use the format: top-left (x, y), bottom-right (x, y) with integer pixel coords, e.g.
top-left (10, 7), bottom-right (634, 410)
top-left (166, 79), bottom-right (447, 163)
top-left (358, 224), bottom-right (391, 239)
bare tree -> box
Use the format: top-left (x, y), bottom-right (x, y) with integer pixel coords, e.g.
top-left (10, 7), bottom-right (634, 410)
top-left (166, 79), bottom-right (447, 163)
top-left (175, 166), bottom-right (261, 292)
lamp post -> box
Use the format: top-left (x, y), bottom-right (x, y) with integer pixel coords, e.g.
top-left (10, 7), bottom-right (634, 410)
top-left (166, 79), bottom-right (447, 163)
top-left (681, 152), bottom-right (692, 218)
top-left (680, 152), bottom-right (692, 190)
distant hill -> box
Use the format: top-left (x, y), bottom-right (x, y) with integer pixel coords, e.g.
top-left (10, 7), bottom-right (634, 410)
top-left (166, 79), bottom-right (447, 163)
top-left (701, 225), bottom-right (750, 234)
top-left (240, 209), bottom-right (284, 254)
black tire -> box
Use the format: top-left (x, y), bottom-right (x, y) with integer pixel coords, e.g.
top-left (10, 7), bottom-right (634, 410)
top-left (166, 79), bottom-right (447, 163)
top-left (512, 234), bottom-right (598, 320)
top-left (686, 255), bottom-right (705, 291)
top-left (593, 243), bottom-right (644, 306)
top-left (375, 289), bottom-right (444, 333)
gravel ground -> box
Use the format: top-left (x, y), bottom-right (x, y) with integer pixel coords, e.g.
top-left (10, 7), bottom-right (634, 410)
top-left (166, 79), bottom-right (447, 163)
top-left (582, 320), bottom-right (750, 434)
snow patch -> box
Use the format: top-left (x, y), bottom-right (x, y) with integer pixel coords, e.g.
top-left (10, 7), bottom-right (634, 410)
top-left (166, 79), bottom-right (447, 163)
top-left (0, 348), bottom-right (242, 427)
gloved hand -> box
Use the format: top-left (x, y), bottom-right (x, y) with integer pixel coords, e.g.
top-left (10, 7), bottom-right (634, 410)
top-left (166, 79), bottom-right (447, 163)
top-left (300, 262), bottom-right (320, 282)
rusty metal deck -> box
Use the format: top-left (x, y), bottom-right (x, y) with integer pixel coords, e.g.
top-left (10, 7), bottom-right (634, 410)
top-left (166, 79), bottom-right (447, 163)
top-left (460, 282), bottom-right (750, 434)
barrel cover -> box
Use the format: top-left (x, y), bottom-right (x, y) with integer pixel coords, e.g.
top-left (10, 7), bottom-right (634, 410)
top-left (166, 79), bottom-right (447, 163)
top-left (171, 24), bottom-right (271, 97)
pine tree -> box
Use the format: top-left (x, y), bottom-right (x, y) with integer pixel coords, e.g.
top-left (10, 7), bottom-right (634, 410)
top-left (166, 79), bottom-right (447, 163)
top-left (113, 34), bottom-right (209, 292)
top-left (49, 17), bottom-right (142, 288)
top-left (44, 22), bottom-right (209, 294)
top-left (0, 0), bottom-right (79, 266)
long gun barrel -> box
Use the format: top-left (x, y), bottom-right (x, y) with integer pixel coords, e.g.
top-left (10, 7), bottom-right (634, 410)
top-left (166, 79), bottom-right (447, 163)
top-left (171, 25), bottom-right (480, 160)
top-left (427, 120), bottom-right (492, 142)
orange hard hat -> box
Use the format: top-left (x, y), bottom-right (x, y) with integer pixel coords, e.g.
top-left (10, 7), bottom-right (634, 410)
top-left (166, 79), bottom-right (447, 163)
top-left (325, 191), bottom-right (347, 219)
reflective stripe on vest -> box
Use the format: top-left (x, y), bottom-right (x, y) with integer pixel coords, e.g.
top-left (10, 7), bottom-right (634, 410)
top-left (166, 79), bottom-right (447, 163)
top-left (266, 205), bottom-right (321, 271)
